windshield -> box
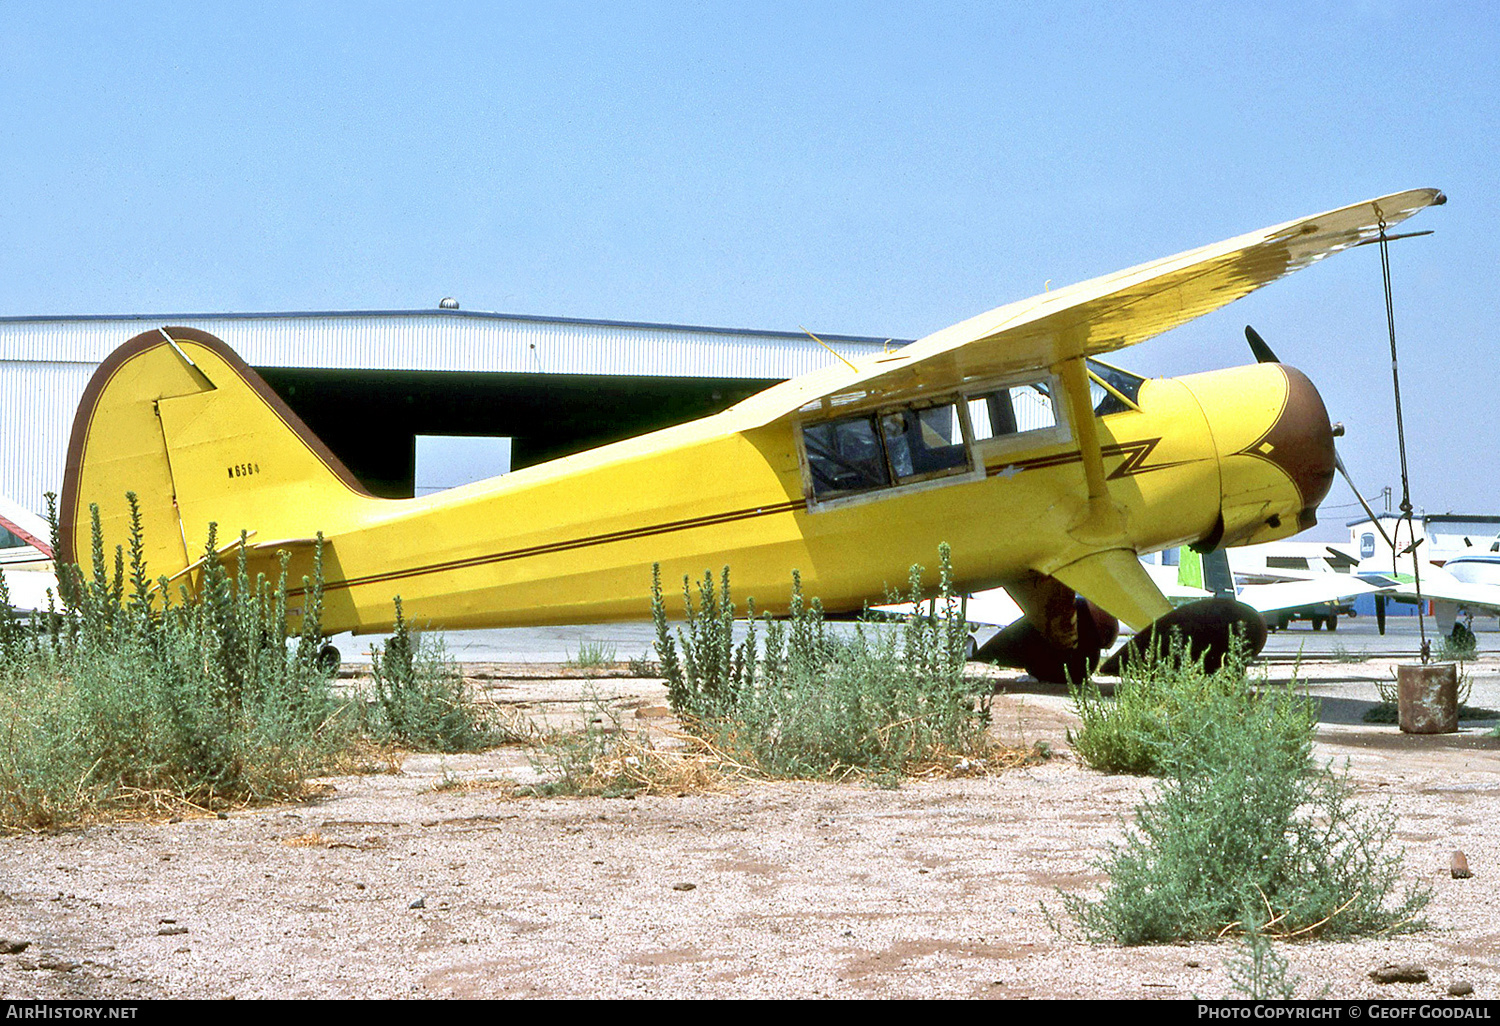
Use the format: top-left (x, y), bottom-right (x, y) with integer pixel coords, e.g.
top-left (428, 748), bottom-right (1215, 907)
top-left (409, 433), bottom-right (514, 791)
top-left (1087, 359), bottom-right (1144, 416)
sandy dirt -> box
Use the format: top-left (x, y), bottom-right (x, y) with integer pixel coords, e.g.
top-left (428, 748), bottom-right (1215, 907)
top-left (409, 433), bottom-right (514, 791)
top-left (2, 656), bottom-right (1497, 1001)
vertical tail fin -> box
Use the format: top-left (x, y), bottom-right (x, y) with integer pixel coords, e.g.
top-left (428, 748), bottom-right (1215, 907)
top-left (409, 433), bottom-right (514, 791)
top-left (1177, 546), bottom-right (1237, 599)
top-left (61, 328), bottom-right (377, 585)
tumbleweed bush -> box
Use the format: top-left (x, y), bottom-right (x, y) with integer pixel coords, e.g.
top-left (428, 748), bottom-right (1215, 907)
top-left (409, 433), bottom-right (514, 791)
top-left (651, 544), bottom-right (1002, 782)
top-left (1064, 640), bottom-right (1429, 944)
top-left (1068, 636), bottom-right (1314, 777)
top-left (0, 494), bottom-right (348, 827)
top-left (366, 596), bottom-right (491, 753)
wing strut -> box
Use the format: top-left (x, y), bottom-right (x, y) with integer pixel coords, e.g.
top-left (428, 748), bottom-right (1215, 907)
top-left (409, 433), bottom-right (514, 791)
top-left (1055, 354), bottom-right (1123, 544)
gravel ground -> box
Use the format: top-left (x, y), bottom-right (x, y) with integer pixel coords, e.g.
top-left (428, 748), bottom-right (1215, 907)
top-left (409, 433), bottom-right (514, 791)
top-left (2, 650), bottom-right (1497, 1001)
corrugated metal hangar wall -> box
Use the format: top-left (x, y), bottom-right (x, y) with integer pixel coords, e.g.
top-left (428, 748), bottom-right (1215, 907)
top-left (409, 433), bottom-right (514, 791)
top-left (0, 310), bottom-right (899, 514)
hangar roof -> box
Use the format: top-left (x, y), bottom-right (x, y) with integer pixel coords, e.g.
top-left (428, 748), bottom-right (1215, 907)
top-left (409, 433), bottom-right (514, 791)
top-left (0, 308), bottom-right (909, 514)
top-left (0, 308), bottom-right (906, 379)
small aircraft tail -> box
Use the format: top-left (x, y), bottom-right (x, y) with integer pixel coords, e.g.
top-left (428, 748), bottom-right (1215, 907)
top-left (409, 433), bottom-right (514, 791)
top-left (1175, 547), bottom-right (1236, 599)
top-left (60, 327), bottom-right (376, 585)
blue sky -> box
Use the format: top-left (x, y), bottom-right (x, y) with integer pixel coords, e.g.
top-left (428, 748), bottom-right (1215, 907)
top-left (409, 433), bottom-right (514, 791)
top-left (2, 2), bottom-right (1495, 535)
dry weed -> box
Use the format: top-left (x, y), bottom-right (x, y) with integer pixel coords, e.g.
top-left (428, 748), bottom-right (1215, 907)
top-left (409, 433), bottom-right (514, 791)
top-left (589, 730), bottom-right (745, 796)
top-left (519, 718), bottom-right (747, 799)
top-left (487, 705), bottom-right (547, 745)
top-left (280, 830), bottom-right (386, 850)
top-left (318, 738), bottom-right (407, 776)
top-left (905, 740), bottom-right (1052, 780)
top-left (282, 832), bottom-right (327, 847)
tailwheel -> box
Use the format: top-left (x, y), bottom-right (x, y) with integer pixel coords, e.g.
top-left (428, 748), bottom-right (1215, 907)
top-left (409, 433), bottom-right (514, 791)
top-left (1097, 598), bottom-right (1267, 677)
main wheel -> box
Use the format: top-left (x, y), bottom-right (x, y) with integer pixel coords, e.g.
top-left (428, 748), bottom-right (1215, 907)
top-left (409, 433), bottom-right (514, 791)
top-left (316, 642), bottom-right (342, 674)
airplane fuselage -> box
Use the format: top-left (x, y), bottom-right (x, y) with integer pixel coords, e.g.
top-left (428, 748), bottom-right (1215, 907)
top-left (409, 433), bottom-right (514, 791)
top-left (263, 361), bottom-right (1328, 631)
top-left (61, 332), bottom-right (1333, 635)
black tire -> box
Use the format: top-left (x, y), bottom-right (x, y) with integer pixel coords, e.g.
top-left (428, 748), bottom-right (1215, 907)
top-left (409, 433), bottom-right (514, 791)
top-left (316, 643), bottom-right (342, 674)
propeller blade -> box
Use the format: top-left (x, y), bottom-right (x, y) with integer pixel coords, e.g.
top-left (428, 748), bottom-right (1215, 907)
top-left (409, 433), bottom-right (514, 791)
top-left (1245, 325), bottom-right (1281, 364)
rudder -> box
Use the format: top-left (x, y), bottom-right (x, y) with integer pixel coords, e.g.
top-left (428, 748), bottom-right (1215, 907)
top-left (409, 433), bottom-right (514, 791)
top-left (61, 327), bottom-right (376, 589)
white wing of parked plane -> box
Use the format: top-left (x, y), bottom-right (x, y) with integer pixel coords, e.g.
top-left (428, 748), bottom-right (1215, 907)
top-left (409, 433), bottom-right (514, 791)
top-left (1170, 545), bottom-right (1386, 627)
top-left (1236, 575), bottom-right (1385, 618)
top-left (1142, 560), bottom-right (1213, 604)
top-left (868, 586), bottom-right (1022, 629)
top-left (1358, 560), bottom-right (1500, 634)
top-left (0, 566), bottom-right (58, 614)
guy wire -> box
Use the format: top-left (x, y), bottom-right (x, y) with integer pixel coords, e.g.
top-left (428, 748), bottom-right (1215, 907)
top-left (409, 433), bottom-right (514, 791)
top-left (1379, 221), bottom-right (1428, 662)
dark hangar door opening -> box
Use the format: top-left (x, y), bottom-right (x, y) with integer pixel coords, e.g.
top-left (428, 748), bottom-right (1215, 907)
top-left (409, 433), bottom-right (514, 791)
top-left (256, 367), bottom-right (778, 499)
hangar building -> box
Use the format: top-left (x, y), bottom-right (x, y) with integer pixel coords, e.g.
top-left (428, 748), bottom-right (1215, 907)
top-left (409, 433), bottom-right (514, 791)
top-left (0, 307), bottom-right (901, 515)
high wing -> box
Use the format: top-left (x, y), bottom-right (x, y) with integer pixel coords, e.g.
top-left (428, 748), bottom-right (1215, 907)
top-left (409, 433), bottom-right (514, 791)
top-left (728, 187), bottom-right (1443, 640)
top-left (1364, 564), bottom-right (1500, 620)
top-left (728, 188), bottom-right (1444, 428)
top-left (1236, 576), bottom-right (1385, 619)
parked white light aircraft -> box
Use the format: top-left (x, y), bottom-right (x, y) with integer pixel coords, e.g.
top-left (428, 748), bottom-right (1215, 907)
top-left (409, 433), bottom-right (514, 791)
top-left (1357, 552), bottom-right (1500, 637)
top-left (1435, 554), bottom-right (1500, 633)
top-left (1167, 546), bottom-right (1383, 632)
top-left (1445, 554), bottom-right (1500, 588)
top-left (0, 494), bottom-right (58, 614)
top-left (898, 544), bottom-right (1376, 675)
top-left (0, 495), bottom-right (50, 566)
top-left (1323, 499), bottom-right (1500, 636)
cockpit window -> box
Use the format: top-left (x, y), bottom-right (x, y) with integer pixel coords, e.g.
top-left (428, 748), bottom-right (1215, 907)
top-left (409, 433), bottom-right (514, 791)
top-left (967, 381), bottom-right (1058, 440)
top-left (1087, 359), bottom-right (1144, 416)
top-left (881, 404), bottom-right (969, 480)
top-left (801, 371), bottom-right (1086, 504)
top-left (803, 415), bottom-right (891, 497)
top-left (804, 400), bottom-right (972, 501)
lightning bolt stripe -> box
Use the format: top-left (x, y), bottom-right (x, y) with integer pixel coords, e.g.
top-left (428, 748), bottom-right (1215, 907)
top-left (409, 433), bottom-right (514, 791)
top-left (985, 437), bottom-right (1195, 481)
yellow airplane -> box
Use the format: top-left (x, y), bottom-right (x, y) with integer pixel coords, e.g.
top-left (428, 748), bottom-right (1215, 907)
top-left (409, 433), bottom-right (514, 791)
top-left (59, 188), bottom-right (1444, 681)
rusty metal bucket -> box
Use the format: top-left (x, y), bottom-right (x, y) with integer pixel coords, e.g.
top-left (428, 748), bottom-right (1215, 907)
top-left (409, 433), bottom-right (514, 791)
top-left (1397, 663), bottom-right (1459, 734)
